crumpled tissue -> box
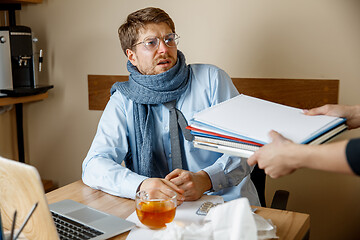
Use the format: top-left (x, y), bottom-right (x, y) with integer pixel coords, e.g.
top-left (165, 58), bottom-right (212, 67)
top-left (204, 197), bottom-right (257, 240)
top-left (153, 197), bottom-right (277, 240)
top-left (152, 221), bottom-right (213, 240)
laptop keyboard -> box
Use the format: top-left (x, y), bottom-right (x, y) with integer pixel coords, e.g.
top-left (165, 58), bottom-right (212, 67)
top-left (51, 211), bottom-right (104, 240)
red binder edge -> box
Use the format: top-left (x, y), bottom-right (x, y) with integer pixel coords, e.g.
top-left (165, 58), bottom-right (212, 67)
top-left (186, 126), bottom-right (264, 147)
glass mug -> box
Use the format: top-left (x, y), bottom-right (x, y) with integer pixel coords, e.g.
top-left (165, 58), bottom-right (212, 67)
top-left (135, 188), bottom-right (177, 229)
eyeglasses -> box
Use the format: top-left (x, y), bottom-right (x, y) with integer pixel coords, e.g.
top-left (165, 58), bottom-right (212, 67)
top-left (132, 33), bottom-right (180, 51)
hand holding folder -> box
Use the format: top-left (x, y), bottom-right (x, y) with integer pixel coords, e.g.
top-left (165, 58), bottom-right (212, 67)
top-left (188, 94), bottom-right (347, 158)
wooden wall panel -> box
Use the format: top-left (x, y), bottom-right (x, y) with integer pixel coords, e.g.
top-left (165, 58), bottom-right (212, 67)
top-left (232, 78), bottom-right (339, 109)
top-left (88, 75), bottom-right (127, 110)
top-left (88, 75), bottom-right (339, 111)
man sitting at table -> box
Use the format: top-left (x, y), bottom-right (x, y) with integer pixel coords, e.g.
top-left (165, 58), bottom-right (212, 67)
top-left (82, 7), bottom-right (260, 206)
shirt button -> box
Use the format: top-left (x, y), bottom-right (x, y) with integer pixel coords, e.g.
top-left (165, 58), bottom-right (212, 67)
top-left (169, 154), bottom-right (172, 158)
top-left (164, 126), bottom-right (169, 131)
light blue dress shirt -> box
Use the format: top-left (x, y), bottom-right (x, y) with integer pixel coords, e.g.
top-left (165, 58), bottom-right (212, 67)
top-left (82, 64), bottom-right (260, 206)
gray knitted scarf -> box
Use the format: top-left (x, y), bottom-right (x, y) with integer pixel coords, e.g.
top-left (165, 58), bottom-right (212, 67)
top-left (111, 50), bottom-right (190, 177)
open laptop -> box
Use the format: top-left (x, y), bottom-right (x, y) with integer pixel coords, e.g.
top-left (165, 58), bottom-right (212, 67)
top-left (0, 156), bottom-right (135, 240)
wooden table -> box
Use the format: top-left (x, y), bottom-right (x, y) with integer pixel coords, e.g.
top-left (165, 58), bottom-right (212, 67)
top-left (46, 180), bottom-right (310, 240)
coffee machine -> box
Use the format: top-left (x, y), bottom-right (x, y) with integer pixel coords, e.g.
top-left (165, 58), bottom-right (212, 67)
top-left (0, 25), bottom-right (51, 96)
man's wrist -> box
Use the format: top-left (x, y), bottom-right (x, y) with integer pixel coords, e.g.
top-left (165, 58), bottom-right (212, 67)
top-left (202, 164), bottom-right (228, 192)
top-left (197, 170), bottom-right (212, 192)
top-left (136, 177), bottom-right (149, 192)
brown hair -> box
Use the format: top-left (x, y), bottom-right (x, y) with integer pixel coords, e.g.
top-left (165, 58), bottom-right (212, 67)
top-left (118, 7), bottom-right (176, 56)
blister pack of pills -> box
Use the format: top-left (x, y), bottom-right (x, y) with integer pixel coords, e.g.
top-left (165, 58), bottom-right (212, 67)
top-left (196, 202), bottom-right (221, 216)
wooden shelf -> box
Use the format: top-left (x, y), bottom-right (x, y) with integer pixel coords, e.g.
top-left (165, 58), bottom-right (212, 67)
top-left (0, 92), bottom-right (48, 106)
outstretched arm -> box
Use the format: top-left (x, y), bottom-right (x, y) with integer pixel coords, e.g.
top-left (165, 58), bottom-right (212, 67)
top-left (247, 130), bottom-right (354, 178)
top-left (247, 103), bottom-right (360, 178)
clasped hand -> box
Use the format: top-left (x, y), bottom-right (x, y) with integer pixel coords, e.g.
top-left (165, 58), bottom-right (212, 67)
top-left (139, 169), bottom-right (212, 205)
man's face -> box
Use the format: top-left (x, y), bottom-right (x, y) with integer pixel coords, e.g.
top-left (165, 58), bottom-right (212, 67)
top-left (126, 22), bottom-right (178, 75)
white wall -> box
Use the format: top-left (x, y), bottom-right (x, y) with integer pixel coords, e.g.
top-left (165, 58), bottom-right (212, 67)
top-left (0, 0), bottom-right (359, 239)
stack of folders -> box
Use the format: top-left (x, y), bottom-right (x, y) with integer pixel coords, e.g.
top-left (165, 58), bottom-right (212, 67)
top-left (187, 94), bottom-right (348, 158)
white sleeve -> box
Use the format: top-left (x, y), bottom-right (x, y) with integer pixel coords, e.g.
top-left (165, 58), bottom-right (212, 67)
top-left (81, 92), bottom-right (147, 199)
